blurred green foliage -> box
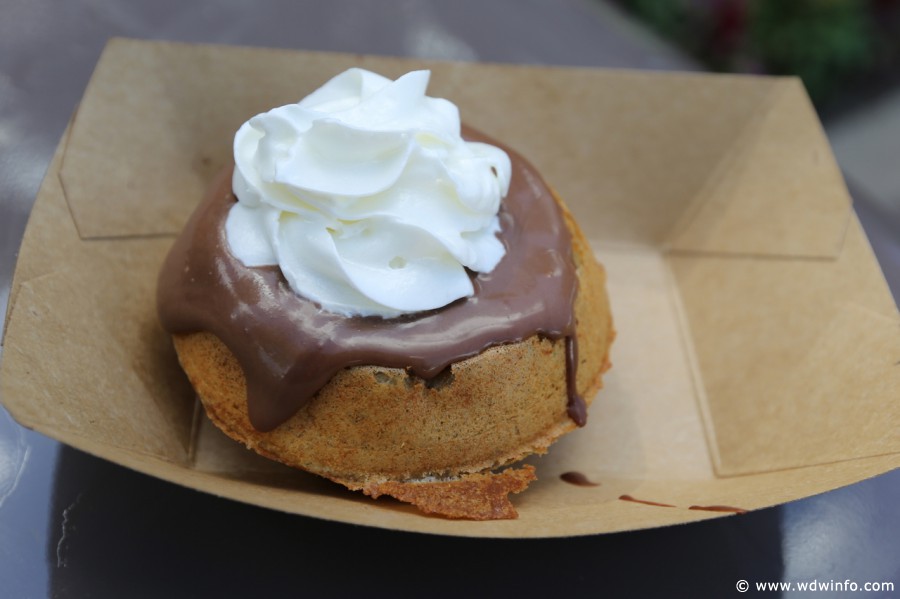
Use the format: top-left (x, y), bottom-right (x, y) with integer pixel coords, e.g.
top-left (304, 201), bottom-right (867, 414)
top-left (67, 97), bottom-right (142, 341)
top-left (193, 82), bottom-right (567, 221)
top-left (618, 0), bottom-right (899, 108)
top-left (749, 1), bottom-right (873, 100)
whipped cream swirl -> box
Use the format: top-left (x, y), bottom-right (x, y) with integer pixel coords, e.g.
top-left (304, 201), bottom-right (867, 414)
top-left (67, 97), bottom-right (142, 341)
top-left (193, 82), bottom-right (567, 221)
top-left (226, 68), bottom-right (511, 318)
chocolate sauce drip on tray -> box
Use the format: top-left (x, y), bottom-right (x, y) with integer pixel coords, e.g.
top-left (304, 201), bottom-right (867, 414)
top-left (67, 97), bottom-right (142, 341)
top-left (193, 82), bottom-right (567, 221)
top-left (157, 128), bottom-right (581, 432)
top-left (689, 505), bottom-right (748, 514)
top-left (560, 471), bottom-right (600, 487)
top-left (618, 495), bottom-right (676, 508)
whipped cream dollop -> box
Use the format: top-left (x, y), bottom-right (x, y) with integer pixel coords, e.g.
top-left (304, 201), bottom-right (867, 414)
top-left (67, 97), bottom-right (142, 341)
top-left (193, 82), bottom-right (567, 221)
top-left (226, 68), bottom-right (511, 318)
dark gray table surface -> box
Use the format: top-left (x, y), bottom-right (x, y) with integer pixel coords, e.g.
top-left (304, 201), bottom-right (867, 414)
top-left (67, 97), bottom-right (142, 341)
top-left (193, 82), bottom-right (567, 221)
top-left (2, 1), bottom-right (899, 597)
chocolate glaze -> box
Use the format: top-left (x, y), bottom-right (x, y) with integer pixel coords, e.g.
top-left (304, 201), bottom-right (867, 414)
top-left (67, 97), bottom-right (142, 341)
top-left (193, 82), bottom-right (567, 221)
top-left (157, 128), bottom-right (581, 432)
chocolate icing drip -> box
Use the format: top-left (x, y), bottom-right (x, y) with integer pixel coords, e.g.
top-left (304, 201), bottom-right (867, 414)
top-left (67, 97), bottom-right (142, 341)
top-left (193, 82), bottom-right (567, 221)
top-left (565, 337), bottom-right (586, 426)
top-left (157, 129), bottom-right (582, 431)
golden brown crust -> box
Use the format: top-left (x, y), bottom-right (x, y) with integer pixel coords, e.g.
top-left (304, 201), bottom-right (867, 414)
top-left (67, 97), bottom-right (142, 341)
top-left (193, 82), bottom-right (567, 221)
top-left (364, 465), bottom-right (537, 520)
top-left (171, 193), bottom-right (614, 519)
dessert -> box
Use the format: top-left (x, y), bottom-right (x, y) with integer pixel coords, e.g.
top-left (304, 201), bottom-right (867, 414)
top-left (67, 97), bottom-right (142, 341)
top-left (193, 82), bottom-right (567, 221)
top-left (157, 68), bottom-right (614, 520)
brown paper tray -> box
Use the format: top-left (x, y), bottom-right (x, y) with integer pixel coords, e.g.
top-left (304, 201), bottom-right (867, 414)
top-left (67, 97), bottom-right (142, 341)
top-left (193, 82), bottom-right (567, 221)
top-left (2, 38), bottom-right (899, 538)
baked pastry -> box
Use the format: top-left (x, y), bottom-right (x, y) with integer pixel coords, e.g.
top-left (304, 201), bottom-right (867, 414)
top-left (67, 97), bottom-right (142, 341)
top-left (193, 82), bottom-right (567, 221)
top-left (157, 68), bottom-right (614, 519)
